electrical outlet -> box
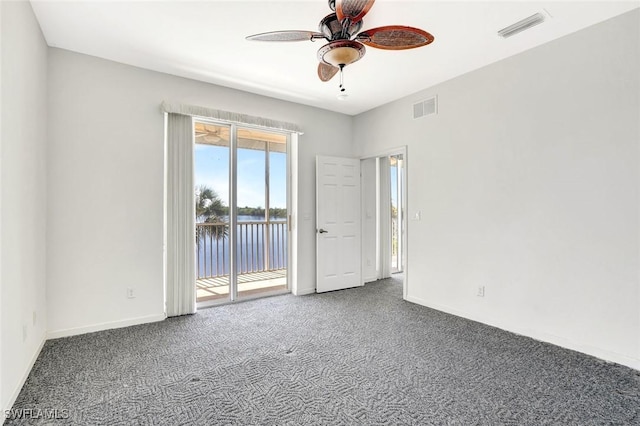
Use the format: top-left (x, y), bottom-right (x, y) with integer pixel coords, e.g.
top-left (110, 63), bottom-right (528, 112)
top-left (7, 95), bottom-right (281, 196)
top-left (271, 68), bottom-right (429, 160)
top-left (32, 311), bottom-right (37, 326)
top-left (477, 286), bottom-right (485, 297)
top-left (366, 259), bottom-right (372, 266)
top-left (413, 211), bottom-right (422, 221)
top-left (127, 288), bottom-right (136, 299)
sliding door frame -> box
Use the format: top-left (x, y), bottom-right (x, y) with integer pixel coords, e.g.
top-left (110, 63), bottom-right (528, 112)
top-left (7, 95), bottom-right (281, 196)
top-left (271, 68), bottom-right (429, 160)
top-left (195, 118), bottom-right (292, 308)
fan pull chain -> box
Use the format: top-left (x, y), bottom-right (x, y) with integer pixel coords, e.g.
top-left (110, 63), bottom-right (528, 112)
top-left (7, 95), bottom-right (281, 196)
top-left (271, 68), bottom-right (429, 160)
top-left (336, 65), bottom-right (348, 100)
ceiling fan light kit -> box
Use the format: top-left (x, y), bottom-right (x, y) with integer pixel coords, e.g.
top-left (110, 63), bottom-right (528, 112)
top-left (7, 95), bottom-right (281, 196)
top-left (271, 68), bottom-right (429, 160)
top-left (318, 40), bottom-right (365, 67)
top-left (246, 0), bottom-right (434, 94)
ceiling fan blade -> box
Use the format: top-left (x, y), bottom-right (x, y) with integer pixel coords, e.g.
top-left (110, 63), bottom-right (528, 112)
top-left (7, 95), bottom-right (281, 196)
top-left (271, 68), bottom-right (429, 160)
top-left (356, 26), bottom-right (434, 50)
top-left (318, 62), bottom-right (339, 82)
top-left (336, 0), bottom-right (375, 24)
top-left (246, 30), bottom-right (325, 42)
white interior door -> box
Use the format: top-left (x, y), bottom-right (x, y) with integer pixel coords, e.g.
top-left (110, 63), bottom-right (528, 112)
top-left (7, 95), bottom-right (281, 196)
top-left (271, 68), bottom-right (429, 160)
top-left (316, 156), bottom-right (362, 292)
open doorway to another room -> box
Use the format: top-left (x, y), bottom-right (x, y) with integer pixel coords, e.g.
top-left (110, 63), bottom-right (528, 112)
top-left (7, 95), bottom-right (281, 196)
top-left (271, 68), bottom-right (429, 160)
top-left (361, 150), bottom-right (407, 296)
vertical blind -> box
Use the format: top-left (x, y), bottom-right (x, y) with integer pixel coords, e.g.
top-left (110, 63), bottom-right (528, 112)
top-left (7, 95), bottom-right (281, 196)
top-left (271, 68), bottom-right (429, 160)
top-left (165, 113), bottom-right (196, 316)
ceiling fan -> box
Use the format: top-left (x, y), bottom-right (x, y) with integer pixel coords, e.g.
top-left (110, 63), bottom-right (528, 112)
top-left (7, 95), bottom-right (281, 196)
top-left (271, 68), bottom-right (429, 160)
top-left (246, 0), bottom-right (434, 94)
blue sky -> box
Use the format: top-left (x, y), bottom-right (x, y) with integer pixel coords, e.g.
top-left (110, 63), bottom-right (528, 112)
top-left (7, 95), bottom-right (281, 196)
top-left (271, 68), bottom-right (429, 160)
top-left (195, 144), bottom-right (287, 209)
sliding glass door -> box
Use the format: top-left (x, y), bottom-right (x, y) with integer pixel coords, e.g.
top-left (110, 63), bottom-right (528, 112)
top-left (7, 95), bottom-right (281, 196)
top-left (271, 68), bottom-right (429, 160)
top-left (236, 130), bottom-right (288, 299)
top-left (194, 120), bottom-right (289, 305)
top-left (194, 122), bottom-right (232, 303)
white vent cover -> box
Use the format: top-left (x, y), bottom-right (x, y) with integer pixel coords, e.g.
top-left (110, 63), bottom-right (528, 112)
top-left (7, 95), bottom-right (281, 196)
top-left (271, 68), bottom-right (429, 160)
top-left (498, 13), bottom-right (546, 38)
top-left (413, 96), bottom-right (437, 119)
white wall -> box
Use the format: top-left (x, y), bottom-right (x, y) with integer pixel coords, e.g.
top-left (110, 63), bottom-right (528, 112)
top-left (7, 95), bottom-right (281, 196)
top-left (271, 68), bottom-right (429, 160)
top-left (353, 9), bottom-right (640, 369)
top-left (361, 158), bottom-right (376, 282)
top-left (46, 49), bottom-right (354, 336)
top-left (0, 0), bottom-right (49, 411)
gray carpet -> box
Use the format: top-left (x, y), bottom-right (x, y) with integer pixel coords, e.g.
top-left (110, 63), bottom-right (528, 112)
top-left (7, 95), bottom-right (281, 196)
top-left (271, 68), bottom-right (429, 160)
top-left (6, 276), bottom-right (640, 425)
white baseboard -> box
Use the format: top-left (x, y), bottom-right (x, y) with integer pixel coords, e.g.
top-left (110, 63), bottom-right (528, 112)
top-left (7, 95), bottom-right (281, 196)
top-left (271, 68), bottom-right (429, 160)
top-left (47, 313), bottom-right (166, 340)
top-left (3, 334), bottom-right (46, 416)
top-left (294, 286), bottom-right (315, 296)
top-left (405, 294), bottom-right (640, 371)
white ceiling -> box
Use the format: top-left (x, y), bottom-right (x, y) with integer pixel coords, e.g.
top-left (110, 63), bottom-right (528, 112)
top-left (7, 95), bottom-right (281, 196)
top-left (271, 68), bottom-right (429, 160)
top-left (30, 0), bottom-right (639, 116)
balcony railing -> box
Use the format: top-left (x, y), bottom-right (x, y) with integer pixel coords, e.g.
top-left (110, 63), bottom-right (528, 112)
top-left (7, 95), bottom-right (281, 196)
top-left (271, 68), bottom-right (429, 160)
top-left (196, 220), bottom-right (287, 280)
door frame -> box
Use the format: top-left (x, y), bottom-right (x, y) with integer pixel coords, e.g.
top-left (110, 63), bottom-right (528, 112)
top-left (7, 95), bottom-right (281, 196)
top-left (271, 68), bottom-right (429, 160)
top-left (360, 146), bottom-right (409, 300)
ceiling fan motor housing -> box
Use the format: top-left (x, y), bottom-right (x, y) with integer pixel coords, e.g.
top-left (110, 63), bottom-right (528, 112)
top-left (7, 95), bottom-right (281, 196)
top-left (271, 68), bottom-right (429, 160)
top-left (319, 13), bottom-right (362, 40)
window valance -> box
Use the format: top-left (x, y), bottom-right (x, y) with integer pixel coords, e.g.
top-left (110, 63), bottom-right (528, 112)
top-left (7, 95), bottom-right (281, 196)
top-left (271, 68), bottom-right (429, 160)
top-left (161, 101), bottom-right (303, 134)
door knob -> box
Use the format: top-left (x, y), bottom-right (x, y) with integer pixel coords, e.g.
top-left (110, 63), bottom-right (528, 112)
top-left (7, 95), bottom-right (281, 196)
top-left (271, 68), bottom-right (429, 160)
top-left (317, 228), bottom-right (328, 234)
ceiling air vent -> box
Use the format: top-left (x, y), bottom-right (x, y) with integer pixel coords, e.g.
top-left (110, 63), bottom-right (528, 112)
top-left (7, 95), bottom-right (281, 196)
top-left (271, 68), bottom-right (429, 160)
top-left (498, 13), bottom-right (546, 38)
top-left (413, 96), bottom-right (437, 119)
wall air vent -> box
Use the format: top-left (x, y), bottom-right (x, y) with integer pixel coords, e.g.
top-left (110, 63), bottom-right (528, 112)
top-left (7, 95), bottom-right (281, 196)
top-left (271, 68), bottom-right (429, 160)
top-left (498, 13), bottom-right (546, 38)
top-left (413, 96), bottom-right (437, 119)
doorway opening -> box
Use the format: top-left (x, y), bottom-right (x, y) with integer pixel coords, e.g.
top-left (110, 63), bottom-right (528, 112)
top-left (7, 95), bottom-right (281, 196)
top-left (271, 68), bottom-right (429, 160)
top-left (361, 148), bottom-right (408, 298)
top-left (194, 120), bottom-right (290, 306)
